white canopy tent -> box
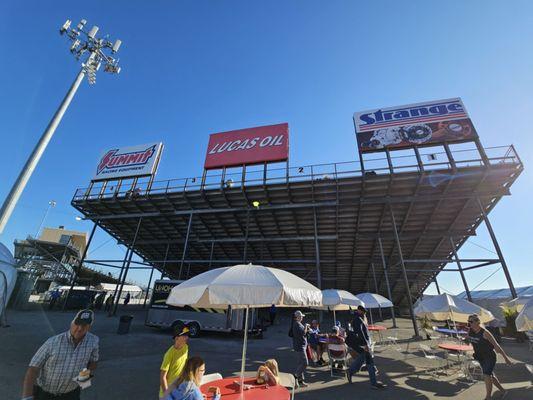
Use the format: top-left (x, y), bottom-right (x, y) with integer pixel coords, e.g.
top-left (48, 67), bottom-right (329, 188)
top-left (0, 243), bottom-right (17, 326)
top-left (515, 297), bottom-right (533, 332)
top-left (166, 264), bottom-right (322, 392)
top-left (501, 296), bottom-right (532, 313)
top-left (355, 292), bottom-right (393, 324)
top-left (414, 293), bottom-right (494, 325)
top-left (320, 289), bottom-right (365, 324)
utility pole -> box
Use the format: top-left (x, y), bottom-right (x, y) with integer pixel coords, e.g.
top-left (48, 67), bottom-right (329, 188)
top-left (0, 19), bottom-right (122, 234)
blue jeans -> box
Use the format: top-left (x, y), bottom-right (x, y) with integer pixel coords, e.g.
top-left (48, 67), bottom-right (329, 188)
top-left (349, 351), bottom-right (377, 385)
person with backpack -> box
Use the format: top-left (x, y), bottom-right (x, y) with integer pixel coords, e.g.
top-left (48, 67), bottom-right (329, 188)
top-left (289, 310), bottom-right (309, 387)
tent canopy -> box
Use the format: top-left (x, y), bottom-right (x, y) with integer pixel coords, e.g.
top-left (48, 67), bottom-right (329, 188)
top-left (414, 293), bottom-right (494, 323)
top-left (320, 289), bottom-right (364, 311)
top-left (516, 297), bottom-right (533, 332)
top-left (355, 292), bottom-right (393, 309)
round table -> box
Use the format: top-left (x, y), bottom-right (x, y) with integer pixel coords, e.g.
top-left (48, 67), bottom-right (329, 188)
top-left (438, 343), bottom-right (473, 352)
top-left (367, 325), bottom-right (387, 331)
top-left (200, 377), bottom-right (290, 400)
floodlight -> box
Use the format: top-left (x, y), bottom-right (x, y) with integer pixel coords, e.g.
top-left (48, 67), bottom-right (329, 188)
top-left (60, 20), bottom-right (71, 35)
top-left (75, 216), bottom-right (82, 221)
top-left (88, 26), bottom-right (99, 39)
top-left (252, 201), bottom-right (260, 208)
top-left (112, 39), bottom-right (122, 53)
top-left (77, 19), bottom-right (87, 30)
top-left (70, 39), bottom-right (80, 52)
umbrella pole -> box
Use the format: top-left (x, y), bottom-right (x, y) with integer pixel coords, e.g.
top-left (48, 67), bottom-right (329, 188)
top-left (333, 309), bottom-right (336, 325)
top-left (240, 306), bottom-right (249, 395)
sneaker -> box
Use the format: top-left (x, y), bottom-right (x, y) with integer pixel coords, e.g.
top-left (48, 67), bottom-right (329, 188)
top-left (298, 380), bottom-right (309, 388)
top-left (347, 373), bottom-right (353, 384)
top-left (371, 382), bottom-right (386, 390)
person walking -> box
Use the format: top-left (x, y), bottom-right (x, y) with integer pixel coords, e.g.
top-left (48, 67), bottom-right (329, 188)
top-left (347, 306), bottom-right (385, 389)
top-left (290, 310), bottom-right (309, 387)
top-left (466, 313), bottom-right (512, 400)
top-left (104, 295), bottom-right (114, 312)
top-left (269, 304), bottom-right (277, 326)
top-left (21, 309), bottom-right (99, 400)
top-left (160, 326), bottom-right (190, 398)
top-left (123, 292), bottom-right (131, 306)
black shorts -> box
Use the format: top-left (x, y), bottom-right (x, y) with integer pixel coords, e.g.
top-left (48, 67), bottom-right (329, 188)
top-left (478, 354), bottom-right (497, 376)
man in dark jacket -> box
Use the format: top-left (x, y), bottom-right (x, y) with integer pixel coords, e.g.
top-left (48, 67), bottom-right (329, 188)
top-left (291, 310), bottom-right (309, 387)
top-left (348, 306), bottom-right (385, 389)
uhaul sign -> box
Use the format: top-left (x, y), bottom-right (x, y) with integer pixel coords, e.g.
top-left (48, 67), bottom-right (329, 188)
top-left (204, 123), bottom-right (289, 169)
top-left (92, 142), bottom-right (163, 181)
top-left (353, 98), bottom-right (478, 153)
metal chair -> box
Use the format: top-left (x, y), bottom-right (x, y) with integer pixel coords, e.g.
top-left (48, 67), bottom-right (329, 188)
top-left (419, 344), bottom-right (447, 376)
top-left (327, 343), bottom-right (349, 379)
top-left (278, 372), bottom-right (296, 400)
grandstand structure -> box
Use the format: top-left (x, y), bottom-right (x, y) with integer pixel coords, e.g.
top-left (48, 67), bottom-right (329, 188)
top-left (71, 143), bottom-right (522, 334)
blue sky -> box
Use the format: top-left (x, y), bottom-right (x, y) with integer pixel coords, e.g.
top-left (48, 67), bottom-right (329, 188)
top-left (1, 1), bottom-right (532, 293)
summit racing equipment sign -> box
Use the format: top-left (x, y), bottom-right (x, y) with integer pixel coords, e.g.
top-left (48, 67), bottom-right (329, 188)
top-left (204, 123), bottom-right (289, 170)
top-left (353, 98), bottom-right (478, 153)
top-left (92, 142), bottom-right (163, 181)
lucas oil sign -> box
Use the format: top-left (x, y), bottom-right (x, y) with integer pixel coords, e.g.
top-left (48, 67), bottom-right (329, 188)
top-left (92, 142), bottom-right (163, 181)
top-left (353, 98), bottom-right (478, 153)
top-left (204, 123), bottom-right (289, 169)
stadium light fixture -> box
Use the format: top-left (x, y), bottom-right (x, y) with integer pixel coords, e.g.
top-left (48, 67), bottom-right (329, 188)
top-left (0, 19), bottom-right (123, 234)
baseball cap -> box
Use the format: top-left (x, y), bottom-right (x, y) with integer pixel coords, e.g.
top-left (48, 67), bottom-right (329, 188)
top-left (173, 325), bottom-right (190, 338)
top-left (293, 310), bottom-right (305, 318)
top-left (73, 309), bottom-right (94, 326)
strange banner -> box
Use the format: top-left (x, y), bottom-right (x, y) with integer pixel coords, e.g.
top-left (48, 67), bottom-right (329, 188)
top-left (353, 98), bottom-right (478, 153)
top-left (204, 123), bottom-right (289, 170)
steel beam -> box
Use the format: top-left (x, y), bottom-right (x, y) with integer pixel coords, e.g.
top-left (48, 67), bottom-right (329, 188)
top-left (143, 267), bottom-right (155, 308)
top-left (476, 197), bottom-right (517, 298)
top-left (313, 208), bottom-right (322, 289)
top-left (378, 237), bottom-right (397, 327)
top-left (113, 217), bottom-right (142, 315)
top-left (243, 209), bottom-right (251, 263)
top-left (389, 204), bottom-right (421, 338)
top-left (178, 213), bottom-right (193, 279)
top-left (130, 234), bottom-right (338, 246)
top-left (450, 237), bottom-right (472, 302)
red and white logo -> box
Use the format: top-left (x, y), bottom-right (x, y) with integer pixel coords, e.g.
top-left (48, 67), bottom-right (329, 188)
top-left (97, 145), bottom-right (157, 174)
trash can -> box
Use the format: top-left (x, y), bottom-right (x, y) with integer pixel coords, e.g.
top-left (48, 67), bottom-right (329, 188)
top-left (117, 315), bottom-right (133, 334)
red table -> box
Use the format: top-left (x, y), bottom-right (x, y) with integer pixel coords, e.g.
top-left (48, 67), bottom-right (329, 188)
top-left (367, 325), bottom-right (387, 331)
top-left (200, 377), bottom-right (290, 400)
top-left (438, 343), bottom-right (473, 352)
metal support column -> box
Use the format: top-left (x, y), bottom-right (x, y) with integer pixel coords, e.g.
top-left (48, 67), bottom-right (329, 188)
top-left (389, 204), bottom-right (421, 338)
top-left (143, 267), bottom-right (155, 308)
top-left (313, 209), bottom-right (322, 289)
top-left (109, 247), bottom-right (130, 314)
top-left (434, 277), bottom-right (441, 295)
top-left (209, 241), bottom-right (215, 268)
top-left (476, 198), bottom-right (517, 298)
top-left (113, 218), bottom-right (142, 315)
top-left (378, 237), bottom-right (397, 328)
top-left (449, 237), bottom-right (472, 302)
top-left (63, 222), bottom-right (98, 310)
top-left (243, 209), bottom-right (251, 263)
top-left (370, 263), bottom-right (383, 320)
top-left (178, 213), bottom-right (193, 279)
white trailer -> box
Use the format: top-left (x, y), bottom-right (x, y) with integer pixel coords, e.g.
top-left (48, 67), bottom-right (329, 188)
top-left (145, 280), bottom-right (255, 337)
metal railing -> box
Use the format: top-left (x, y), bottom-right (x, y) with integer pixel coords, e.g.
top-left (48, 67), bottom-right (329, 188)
top-left (72, 144), bottom-right (522, 202)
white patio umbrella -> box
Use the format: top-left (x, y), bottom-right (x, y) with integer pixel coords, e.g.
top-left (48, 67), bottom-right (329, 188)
top-left (414, 293), bottom-right (494, 326)
top-left (320, 289), bottom-right (365, 324)
top-left (355, 292), bottom-right (393, 324)
top-left (166, 264), bottom-right (322, 393)
top-left (515, 297), bottom-right (533, 332)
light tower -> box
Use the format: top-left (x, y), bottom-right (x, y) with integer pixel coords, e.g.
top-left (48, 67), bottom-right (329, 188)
top-left (0, 19), bottom-right (122, 234)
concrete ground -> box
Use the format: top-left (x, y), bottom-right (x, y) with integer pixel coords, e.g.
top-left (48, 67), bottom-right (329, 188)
top-left (1, 305), bottom-right (532, 400)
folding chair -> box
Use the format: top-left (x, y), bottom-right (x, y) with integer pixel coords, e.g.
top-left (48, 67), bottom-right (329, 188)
top-left (419, 344), bottom-right (447, 376)
top-left (327, 343), bottom-right (349, 380)
top-left (278, 372), bottom-right (296, 400)
top-left (464, 357), bottom-right (482, 381)
top-left (200, 373), bottom-right (223, 385)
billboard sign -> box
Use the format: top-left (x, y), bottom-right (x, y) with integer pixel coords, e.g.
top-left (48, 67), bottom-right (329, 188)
top-left (204, 123), bottom-right (289, 170)
top-left (92, 142), bottom-right (163, 181)
top-left (353, 98), bottom-right (478, 153)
